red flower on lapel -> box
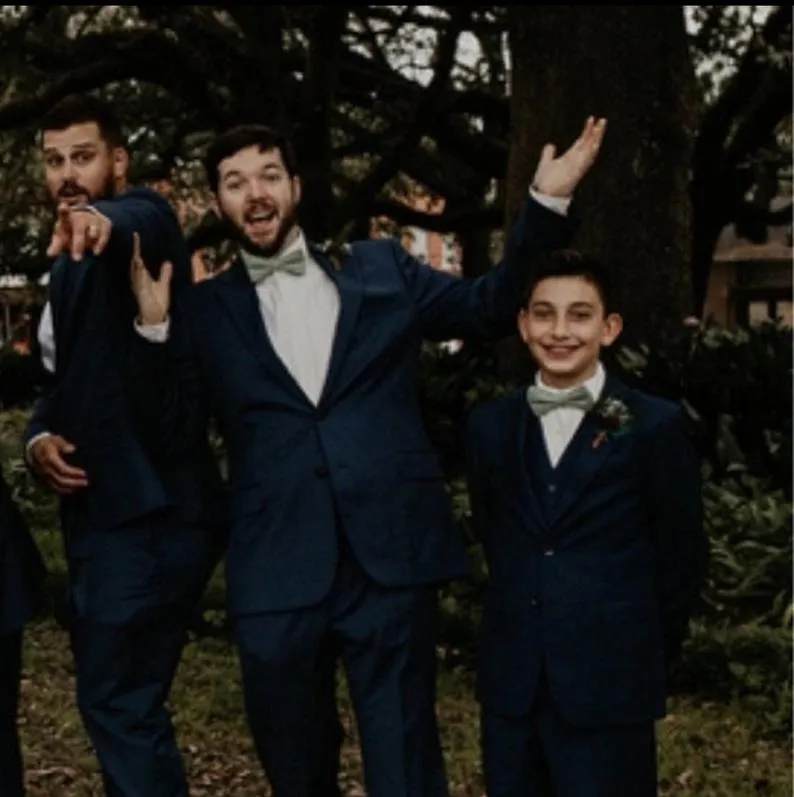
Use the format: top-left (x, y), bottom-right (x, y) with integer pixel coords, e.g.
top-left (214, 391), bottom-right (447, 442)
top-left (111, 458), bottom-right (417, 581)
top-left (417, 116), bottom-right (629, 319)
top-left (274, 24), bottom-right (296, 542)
top-left (591, 394), bottom-right (633, 450)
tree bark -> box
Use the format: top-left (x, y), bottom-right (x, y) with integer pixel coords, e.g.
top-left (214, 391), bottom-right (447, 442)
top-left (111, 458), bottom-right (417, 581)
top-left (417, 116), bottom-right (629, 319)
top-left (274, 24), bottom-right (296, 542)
top-left (505, 6), bottom-right (699, 349)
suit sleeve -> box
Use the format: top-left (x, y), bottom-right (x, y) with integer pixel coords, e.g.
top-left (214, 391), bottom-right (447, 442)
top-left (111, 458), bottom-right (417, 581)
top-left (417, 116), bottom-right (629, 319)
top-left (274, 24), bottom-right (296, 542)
top-left (396, 196), bottom-right (575, 342)
top-left (464, 407), bottom-right (493, 542)
top-left (92, 189), bottom-right (186, 288)
top-left (124, 293), bottom-right (208, 459)
top-left (24, 394), bottom-right (54, 447)
top-left (643, 407), bottom-right (709, 666)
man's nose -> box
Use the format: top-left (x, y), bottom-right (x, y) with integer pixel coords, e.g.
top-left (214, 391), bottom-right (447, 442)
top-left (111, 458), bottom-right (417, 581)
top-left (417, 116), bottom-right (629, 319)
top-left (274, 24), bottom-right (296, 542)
top-left (248, 178), bottom-right (271, 200)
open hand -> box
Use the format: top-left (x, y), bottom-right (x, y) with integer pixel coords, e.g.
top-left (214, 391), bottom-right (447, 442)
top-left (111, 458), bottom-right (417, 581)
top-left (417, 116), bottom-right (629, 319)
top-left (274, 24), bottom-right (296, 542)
top-left (28, 434), bottom-right (88, 495)
top-left (532, 116), bottom-right (607, 198)
top-left (130, 231), bottom-right (172, 325)
top-left (47, 203), bottom-right (113, 261)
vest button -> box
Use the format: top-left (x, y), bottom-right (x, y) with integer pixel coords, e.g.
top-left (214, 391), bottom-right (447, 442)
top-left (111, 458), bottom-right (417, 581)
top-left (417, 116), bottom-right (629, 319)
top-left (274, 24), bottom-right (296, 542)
top-left (314, 465), bottom-right (329, 478)
top-left (544, 549), bottom-right (555, 557)
top-left (548, 484), bottom-right (557, 493)
top-left (530, 596), bottom-right (541, 608)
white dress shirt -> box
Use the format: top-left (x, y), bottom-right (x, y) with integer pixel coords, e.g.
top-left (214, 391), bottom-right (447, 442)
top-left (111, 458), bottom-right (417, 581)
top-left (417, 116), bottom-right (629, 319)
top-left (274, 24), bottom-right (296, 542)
top-left (251, 233), bottom-right (340, 405)
top-left (37, 300), bottom-right (56, 374)
top-left (535, 362), bottom-right (605, 468)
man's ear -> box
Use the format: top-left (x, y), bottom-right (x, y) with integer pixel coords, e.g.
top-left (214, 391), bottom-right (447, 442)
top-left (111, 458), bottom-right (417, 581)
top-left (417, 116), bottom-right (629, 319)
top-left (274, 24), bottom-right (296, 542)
top-left (292, 175), bottom-right (302, 206)
top-left (112, 147), bottom-right (129, 182)
top-left (517, 308), bottom-right (530, 343)
top-left (601, 312), bottom-right (623, 347)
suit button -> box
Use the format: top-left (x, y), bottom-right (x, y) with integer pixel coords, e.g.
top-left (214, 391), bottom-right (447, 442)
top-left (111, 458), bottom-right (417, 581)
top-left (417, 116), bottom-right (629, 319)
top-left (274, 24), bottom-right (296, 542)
top-left (314, 466), bottom-right (329, 478)
top-left (544, 549), bottom-right (555, 557)
top-left (548, 484), bottom-right (557, 493)
top-left (530, 597), bottom-right (541, 608)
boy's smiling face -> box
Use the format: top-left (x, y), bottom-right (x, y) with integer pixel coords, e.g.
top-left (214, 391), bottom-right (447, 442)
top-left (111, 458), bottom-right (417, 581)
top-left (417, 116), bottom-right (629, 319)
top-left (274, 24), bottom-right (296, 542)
top-left (518, 275), bottom-right (622, 389)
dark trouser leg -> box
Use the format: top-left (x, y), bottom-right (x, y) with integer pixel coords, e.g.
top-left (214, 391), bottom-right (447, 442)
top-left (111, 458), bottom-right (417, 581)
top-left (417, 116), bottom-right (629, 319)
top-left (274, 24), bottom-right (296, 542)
top-left (234, 609), bottom-right (343, 797)
top-left (69, 615), bottom-right (190, 797)
top-left (537, 681), bottom-right (658, 797)
top-left (64, 509), bottom-right (216, 797)
top-left (0, 630), bottom-right (24, 797)
top-left (333, 557), bottom-right (447, 797)
top-left (481, 707), bottom-right (553, 797)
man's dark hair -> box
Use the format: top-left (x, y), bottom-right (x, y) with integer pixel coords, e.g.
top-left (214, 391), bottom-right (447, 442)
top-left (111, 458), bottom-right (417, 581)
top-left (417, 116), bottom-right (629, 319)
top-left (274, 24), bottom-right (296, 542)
top-left (37, 93), bottom-right (125, 148)
top-left (203, 124), bottom-right (298, 193)
top-left (520, 249), bottom-right (617, 314)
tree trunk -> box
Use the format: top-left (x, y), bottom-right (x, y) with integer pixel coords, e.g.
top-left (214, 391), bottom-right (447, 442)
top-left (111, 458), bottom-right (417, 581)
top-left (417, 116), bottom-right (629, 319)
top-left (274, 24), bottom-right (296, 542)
top-left (505, 6), bottom-right (699, 350)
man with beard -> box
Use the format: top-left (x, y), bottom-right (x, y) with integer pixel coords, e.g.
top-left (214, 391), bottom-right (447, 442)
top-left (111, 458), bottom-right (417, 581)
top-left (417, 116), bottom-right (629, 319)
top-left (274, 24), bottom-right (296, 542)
top-left (22, 93), bottom-right (231, 797)
top-left (127, 118), bottom-right (606, 797)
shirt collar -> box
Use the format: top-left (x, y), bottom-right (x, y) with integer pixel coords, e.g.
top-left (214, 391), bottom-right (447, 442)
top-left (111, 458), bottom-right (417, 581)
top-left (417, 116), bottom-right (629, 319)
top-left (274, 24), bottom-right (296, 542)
top-left (536, 361), bottom-right (606, 402)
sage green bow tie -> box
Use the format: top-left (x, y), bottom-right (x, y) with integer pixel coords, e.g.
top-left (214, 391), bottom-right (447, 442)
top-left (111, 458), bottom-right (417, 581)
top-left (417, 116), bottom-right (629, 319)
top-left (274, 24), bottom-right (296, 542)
top-left (241, 247), bottom-right (307, 284)
top-left (526, 384), bottom-right (596, 417)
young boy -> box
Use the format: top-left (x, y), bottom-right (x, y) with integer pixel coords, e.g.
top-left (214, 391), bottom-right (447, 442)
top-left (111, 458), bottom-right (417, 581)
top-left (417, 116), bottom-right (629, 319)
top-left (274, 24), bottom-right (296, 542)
top-left (465, 249), bottom-right (708, 797)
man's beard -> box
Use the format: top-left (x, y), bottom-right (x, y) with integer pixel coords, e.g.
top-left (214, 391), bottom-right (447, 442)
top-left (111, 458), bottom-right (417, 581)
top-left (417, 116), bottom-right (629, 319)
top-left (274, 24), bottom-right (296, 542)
top-left (219, 205), bottom-right (299, 258)
top-left (54, 173), bottom-right (116, 206)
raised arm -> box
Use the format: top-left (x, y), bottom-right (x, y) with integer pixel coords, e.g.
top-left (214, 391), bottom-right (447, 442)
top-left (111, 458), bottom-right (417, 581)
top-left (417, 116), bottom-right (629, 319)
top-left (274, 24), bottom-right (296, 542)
top-left (401, 117), bottom-right (606, 342)
top-left (46, 187), bottom-right (184, 287)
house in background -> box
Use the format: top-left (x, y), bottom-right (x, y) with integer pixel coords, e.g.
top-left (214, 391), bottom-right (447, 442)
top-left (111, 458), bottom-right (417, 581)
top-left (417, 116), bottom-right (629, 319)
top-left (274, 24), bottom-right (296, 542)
top-left (703, 201), bottom-right (792, 328)
top-left (373, 189), bottom-right (462, 276)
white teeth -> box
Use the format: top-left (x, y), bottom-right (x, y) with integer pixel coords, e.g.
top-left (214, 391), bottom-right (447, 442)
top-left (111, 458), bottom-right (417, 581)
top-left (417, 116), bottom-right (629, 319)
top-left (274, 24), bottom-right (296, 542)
top-left (249, 211), bottom-right (275, 222)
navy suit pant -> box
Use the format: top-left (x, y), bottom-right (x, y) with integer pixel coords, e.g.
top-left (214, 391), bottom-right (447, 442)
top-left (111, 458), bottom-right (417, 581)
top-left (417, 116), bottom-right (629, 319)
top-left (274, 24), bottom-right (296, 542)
top-left (482, 673), bottom-right (657, 797)
top-left (234, 538), bottom-right (446, 797)
top-left (63, 504), bottom-right (221, 797)
top-left (0, 630), bottom-right (24, 797)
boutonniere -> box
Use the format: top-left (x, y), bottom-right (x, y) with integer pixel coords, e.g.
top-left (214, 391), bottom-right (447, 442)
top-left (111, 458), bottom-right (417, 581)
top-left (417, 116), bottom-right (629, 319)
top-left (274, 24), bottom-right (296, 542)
top-left (314, 239), bottom-right (353, 272)
top-left (591, 394), bottom-right (633, 450)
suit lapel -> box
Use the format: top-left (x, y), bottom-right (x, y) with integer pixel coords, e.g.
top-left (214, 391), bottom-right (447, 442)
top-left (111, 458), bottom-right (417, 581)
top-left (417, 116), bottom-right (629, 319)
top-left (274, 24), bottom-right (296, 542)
top-left (516, 396), bottom-right (552, 533)
top-left (546, 374), bottom-right (631, 526)
top-left (209, 258), bottom-right (311, 406)
top-left (310, 246), bottom-right (362, 406)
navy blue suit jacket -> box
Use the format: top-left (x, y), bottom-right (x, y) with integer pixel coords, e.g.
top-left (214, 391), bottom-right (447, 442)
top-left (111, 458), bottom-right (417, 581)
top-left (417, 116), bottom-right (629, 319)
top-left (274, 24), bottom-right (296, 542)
top-left (465, 376), bottom-right (708, 728)
top-left (0, 469), bottom-right (45, 635)
top-left (24, 188), bottom-right (225, 536)
top-left (129, 198), bottom-right (573, 617)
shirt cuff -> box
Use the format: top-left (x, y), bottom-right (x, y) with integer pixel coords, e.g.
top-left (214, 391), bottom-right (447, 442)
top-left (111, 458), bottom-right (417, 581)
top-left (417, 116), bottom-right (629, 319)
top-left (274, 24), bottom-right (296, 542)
top-left (528, 187), bottom-right (571, 217)
top-left (26, 431), bottom-right (51, 459)
top-left (134, 317), bottom-right (170, 342)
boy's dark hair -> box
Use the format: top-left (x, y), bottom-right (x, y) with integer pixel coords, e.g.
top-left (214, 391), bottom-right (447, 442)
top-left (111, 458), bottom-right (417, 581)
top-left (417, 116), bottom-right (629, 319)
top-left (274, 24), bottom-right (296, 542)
top-left (520, 249), bottom-right (617, 314)
top-left (203, 124), bottom-right (298, 193)
top-left (37, 93), bottom-right (125, 148)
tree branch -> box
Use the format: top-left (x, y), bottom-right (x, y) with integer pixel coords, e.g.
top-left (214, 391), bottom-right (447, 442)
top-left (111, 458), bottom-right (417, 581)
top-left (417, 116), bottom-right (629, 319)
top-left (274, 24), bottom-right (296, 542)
top-left (369, 196), bottom-right (502, 234)
top-left (334, 7), bottom-right (469, 228)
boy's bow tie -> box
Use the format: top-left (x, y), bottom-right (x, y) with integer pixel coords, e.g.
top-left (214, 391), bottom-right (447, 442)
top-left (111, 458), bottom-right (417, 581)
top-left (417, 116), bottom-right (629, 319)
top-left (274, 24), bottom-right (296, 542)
top-left (526, 384), bottom-right (595, 417)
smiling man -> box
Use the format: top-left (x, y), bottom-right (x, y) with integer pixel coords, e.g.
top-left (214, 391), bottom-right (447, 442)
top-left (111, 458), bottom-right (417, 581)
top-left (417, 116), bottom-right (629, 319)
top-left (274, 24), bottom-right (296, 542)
top-left (126, 118), bottom-right (606, 797)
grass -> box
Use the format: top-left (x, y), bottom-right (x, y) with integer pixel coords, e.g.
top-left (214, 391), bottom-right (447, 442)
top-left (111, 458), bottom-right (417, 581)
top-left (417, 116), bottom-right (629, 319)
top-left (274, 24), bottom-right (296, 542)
top-left (15, 533), bottom-right (793, 797)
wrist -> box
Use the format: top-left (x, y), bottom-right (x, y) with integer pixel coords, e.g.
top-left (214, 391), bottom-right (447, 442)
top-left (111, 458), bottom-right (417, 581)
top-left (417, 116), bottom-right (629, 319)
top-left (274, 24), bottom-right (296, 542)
top-left (137, 312), bottom-right (167, 327)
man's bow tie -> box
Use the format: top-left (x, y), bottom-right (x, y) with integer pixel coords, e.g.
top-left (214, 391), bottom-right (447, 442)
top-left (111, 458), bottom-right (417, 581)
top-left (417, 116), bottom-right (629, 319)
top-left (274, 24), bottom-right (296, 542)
top-left (526, 384), bottom-right (595, 417)
top-left (241, 248), bottom-right (307, 284)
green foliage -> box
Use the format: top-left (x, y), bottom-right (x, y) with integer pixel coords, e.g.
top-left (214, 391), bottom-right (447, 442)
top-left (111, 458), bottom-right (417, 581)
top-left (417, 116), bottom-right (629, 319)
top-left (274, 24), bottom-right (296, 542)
top-left (672, 621), bottom-right (792, 739)
top-left (612, 319), bottom-right (792, 496)
top-left (702, 469), bottom-right (792, 626)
